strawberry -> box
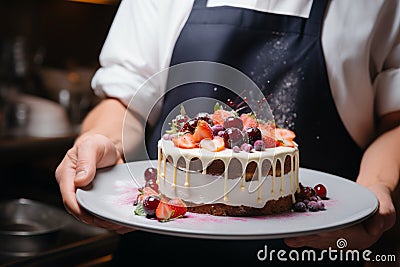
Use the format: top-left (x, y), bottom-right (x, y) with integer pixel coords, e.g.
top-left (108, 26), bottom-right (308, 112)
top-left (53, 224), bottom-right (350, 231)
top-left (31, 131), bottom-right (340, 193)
top-left (168, 198), bottom-right (187, 218)
top-left (280, 139), bottom-right (295, 148)
top-left (240, 113), bottom-right (258, 128)
top-left (155, 199), bottom-right (174, 222)
top-left (258, 122), bottom-right (275, 139)
top-left (275, 128), bottom-right (296, 141)
top-left (211, 109), bottom-right (235, 125)
top-left (172, 133), bottom-right (197, 149)
top-left (193, 120), bottom-right (213, 143)
top-left (199, 136), bottom-right (225, 152)
top-left (262, 135), bottom-right (276, 148)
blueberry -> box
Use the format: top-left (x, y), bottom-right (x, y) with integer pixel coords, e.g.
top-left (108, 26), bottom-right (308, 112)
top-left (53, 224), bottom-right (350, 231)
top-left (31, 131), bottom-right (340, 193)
top-left (317, 201), bottom-right (325, 210)
top-left (293, 202), bottom-right (307, 212)
top-left (309, 196), bottom-right (318, 202)
top-left (307, 201), bottom-right (319, 212)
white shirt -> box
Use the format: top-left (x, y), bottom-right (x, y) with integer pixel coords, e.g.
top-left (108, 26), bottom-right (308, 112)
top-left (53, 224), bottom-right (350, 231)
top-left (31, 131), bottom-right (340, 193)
top-left (91, 0), bottom-right (400, 149)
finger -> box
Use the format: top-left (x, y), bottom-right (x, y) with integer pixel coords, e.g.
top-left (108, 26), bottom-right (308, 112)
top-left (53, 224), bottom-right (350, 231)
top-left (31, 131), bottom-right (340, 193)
top-left (74, 138), bottom-right (99, 187)
top-left (284, 234), bottom-right (322, 248)
top-left (364, 185), bottom-right (396, 236)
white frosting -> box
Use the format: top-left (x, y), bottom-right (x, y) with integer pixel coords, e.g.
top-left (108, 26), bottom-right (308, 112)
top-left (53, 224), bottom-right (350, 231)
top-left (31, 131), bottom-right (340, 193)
top-left (157, 139), bottom-right (299, 208)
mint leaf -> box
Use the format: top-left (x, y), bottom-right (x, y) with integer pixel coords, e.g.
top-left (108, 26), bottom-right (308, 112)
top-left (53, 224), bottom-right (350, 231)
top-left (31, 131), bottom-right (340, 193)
top-left (134, 203), bottom-right (146, 216)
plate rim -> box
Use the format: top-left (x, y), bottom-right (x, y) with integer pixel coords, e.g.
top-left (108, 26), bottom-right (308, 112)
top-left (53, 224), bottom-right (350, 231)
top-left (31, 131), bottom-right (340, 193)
top-left (76, 160), bottom-right (378, 240)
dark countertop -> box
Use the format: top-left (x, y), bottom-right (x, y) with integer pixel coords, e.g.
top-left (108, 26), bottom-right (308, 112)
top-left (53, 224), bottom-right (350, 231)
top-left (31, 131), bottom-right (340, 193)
top-left (0, 133), bottom-right (120, 267)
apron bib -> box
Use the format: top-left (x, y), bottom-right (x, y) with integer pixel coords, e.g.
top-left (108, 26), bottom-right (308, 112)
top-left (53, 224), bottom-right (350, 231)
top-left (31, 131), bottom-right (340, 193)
top-left (147, 0), bottom-right (362, 180)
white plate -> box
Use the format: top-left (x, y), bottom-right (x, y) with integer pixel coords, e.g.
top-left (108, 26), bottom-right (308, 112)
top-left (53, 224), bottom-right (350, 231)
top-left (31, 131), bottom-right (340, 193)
top-left (76, 160), bottom-right (378, 240)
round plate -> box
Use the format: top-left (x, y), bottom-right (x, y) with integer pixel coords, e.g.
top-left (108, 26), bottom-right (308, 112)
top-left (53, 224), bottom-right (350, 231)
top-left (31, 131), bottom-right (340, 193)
top-left (76, 160), bottom-right (378, 240)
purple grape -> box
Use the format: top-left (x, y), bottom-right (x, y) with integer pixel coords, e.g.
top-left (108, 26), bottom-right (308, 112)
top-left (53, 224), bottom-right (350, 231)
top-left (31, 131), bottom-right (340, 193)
top-left (223, 116), bottom-right (244, 130)
top-left (245, 127), bottom-right (262, 146)
top-left (253, 140), bottom-right (265, 151)
top-left (144, 167), bottom-right (157, 181)
top-left (180, 118), bottom-right (198, 133)
top-left (195, 112), bottom-right (213, 125)
top-left (240, 143), bottom-right (253, 153)
top-left (211, 124), bottom-right (225, 136)
top-left (222, 127), bottom-right (247, 148)
top-left (142, 195), bottom-right (161, 216)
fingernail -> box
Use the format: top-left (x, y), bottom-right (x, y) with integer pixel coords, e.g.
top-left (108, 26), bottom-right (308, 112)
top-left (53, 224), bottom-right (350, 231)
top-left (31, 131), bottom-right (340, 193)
top-left (75, 170), bottom-right (87, 179)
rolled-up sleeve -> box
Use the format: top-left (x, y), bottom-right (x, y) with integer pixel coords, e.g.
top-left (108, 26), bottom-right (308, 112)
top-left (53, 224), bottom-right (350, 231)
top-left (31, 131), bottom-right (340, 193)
top-left (91, 0), bottom-right (163, 121)
top-left (374, 32), bottom-right (400, 115)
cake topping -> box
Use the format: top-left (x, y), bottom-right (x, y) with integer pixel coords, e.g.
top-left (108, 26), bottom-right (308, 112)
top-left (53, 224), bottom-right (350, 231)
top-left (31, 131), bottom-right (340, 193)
top-left (166, 103), bottom-right (296, 153)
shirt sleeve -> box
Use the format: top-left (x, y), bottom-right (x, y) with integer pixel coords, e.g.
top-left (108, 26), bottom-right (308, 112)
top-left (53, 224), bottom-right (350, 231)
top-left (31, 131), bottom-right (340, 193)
top-left (374, 41), bottom-right (400, 117)
top-left (90, 0), bottom-right (163, 121)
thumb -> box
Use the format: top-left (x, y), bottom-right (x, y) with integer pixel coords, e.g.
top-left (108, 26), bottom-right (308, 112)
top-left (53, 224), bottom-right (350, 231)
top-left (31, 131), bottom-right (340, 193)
top-left (73, 134), bottom-right (122, 187)
top-left (74, 137), bottom-right (101, 187)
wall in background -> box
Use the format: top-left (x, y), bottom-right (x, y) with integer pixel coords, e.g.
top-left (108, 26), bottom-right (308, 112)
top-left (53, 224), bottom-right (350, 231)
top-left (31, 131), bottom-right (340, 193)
top-left (0, 0), bottom-right (119, 69)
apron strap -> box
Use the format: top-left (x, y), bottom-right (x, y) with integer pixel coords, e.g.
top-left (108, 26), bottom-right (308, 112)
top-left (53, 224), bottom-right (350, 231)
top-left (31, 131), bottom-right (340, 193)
top-left (305, 0), bottom-right (330, 35)
top-left (193, 0), bottom-right (207, 8)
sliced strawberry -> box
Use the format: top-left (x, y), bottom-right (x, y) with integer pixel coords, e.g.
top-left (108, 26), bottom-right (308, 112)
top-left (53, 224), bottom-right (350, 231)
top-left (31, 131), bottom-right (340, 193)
top-left (193, 120), bottom-right (213, 143)
top-left (262, 135), bottom-right (276, 148)
top-left (281, 139), bottom-right (295, 147)
top-left (211, 109), bottom-right (235, 125)
top-left (275, 128), bottom-right (296, 141)
top-left (168, 198), bottom-right (187, 218)
top-left (199, 136), bottom-right (225, 152)
top-left (258, 122), bottom-right (275, 139)
top-left (172, 133), bottom-right (197, 149)
top-left (155, 200), bottom-right (174, 222)
top-left (240, 113), bottom-right (258, 128)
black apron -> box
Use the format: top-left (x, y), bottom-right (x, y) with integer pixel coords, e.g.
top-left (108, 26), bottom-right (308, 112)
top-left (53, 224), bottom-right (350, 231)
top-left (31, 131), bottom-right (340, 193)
top-left (115, 1), bottom-right (364, 265)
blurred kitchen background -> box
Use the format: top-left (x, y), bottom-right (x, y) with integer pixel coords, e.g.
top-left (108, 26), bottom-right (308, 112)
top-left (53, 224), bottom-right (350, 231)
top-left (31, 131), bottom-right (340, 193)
top-left (0, 0), bottom-right (121, 266)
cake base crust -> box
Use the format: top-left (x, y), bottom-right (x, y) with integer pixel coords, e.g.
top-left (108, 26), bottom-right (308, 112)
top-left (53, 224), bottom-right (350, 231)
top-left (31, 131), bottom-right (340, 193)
top-left (182, 195), bottom-right (293, 217)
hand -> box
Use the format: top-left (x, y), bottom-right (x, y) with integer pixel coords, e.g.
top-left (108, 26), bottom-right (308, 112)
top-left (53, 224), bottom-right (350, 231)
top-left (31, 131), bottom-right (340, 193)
top-left (284, 183), bottom-right (396, 250)
top-left (55, 133), bottom-right (133, 234)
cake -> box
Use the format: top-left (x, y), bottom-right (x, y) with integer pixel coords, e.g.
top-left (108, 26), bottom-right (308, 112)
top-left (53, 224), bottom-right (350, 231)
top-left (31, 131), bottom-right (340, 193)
top-left (156, 105), bottom-right (300, 216)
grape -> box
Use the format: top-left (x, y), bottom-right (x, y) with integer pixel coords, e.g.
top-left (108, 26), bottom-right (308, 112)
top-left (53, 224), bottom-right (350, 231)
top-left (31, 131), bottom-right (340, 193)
top-left (223, 116), bottom-right (244, 130)
top-left (222, 127), bottom-right (247, 148)
top-left (142, 195), bottom-right (161, 216)
top-left (253, 140), bottom-right (265, 151)
top-left (245, 127), bottom-right (262, 146)
top-left (180, 118), bottom-right (198, 133)
top-left (296, 185), bottom-right (314, 201)
top-left (240, 143), bottom-right (253, 153)
top-left (211, 124), bottom-right (225, 136)
top-left (144, 167), bottom-right (157, 181)
top-left (314, 183), bottom-right (327, 199)
top-left (195, 112), bottom-right (213, 125)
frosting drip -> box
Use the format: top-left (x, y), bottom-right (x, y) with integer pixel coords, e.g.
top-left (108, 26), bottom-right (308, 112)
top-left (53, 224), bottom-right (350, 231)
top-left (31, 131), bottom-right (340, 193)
top-left (157, 139), bottom-right (299, 208)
